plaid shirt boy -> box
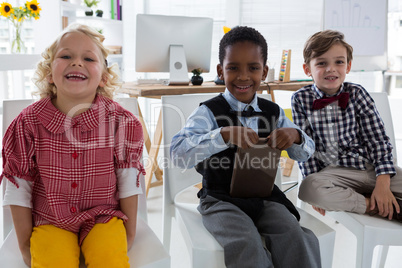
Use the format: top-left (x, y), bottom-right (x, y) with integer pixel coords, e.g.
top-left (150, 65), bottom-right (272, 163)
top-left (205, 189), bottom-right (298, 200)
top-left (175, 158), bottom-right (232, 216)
top-left (292, 82), bottom-right (395, 178)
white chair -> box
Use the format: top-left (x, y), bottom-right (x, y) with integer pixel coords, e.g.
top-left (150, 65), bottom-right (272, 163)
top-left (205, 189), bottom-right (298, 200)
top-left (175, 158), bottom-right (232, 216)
top-left (0, 98), bottom-right (170, 268)
top-left (299, 92), bottom-right (402, 268)
top-left (161, 93), bottom-right (335, 268)
top-left (1, 99), bottom-right (33, 241)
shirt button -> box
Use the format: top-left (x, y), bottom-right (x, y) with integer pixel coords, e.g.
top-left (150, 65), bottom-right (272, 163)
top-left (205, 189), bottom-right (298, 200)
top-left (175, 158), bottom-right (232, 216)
top-left (71, 182), bottom-right (78, 188)
top-left (70, 207), bottom-right (77, 213)
top-left (72, 152), bottom-right (78, 159)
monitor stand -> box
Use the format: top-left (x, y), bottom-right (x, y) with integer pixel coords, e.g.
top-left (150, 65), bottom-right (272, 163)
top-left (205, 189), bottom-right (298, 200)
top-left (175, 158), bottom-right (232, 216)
top-left (168, 45), bottom-right (190, 85)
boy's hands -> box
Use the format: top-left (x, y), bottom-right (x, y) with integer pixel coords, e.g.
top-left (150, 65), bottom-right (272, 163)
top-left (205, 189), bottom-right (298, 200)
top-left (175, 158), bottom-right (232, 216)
top-left (267, 128), bottom-right (301, 150)
top-left (220, 127), bottom-right (301, 150)
top-left (221, 126), bottom-right (259, 149)
top-left (371, 174), bottom-right (400, 220)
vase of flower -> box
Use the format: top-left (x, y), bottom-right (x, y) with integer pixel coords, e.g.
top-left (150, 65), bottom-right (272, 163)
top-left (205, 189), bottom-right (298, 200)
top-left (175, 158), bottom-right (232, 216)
top-left (0, 1), bottom-right (41, 53)
top-left (11, 22), bottom-right (26, 53)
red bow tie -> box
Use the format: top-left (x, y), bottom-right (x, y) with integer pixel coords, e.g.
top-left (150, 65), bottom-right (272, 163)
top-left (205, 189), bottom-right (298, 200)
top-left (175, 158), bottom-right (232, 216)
top-left (312, 93), bottom-right (349, 110)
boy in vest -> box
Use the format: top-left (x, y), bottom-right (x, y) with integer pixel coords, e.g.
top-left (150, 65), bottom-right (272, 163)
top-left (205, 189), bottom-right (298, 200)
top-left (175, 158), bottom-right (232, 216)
top-left (171, 26), bottom-right (321, 268)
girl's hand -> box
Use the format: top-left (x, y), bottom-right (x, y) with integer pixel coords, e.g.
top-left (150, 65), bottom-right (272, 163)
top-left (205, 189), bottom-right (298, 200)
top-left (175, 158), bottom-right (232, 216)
top-left (10, 205), bottom-right (32, 267)
top-left (267, 128), bottom-right (301, 150)
top-left (220, 126), bottom-right (259, 149)
top-left (126, 232), bottom-right (136, 251)
top-left (120, 195), bottom-right (138, 251)
top-left (21, 243), bottom-right (31, 267)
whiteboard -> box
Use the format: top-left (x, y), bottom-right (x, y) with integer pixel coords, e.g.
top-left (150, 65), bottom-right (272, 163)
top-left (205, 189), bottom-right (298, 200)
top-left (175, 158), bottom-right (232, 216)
top-left (324, 0), bottom-right (387, 71)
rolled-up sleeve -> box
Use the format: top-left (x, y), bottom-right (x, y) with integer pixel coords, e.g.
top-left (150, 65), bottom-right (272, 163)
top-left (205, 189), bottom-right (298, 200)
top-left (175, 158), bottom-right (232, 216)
top-left (3, 177), bottom-right (33, 208)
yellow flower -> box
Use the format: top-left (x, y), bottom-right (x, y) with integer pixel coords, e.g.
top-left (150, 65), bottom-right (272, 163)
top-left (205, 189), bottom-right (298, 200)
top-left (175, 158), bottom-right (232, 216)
top-left (0, 2), bottom-right (14, 18)
top-left (26, 0), bottom-right (40, 16)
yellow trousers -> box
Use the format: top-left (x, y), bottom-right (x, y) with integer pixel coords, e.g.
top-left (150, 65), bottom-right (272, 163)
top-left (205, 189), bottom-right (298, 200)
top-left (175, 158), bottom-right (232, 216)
top-left (30, 217), bottom-right (129, 268)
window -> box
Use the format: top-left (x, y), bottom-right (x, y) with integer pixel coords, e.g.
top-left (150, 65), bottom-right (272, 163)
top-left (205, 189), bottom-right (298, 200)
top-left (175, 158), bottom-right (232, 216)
top-left (0, 18), bottom-right (37, 101)
top-left (240, 0), bottom-right (323, 79)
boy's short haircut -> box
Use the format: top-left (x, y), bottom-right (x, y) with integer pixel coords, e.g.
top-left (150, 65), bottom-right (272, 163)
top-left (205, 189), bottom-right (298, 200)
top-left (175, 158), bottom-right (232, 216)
top-left (303, 29), bottom-right (353, 65)
top-left (219, 26), bottom-right (268, 66)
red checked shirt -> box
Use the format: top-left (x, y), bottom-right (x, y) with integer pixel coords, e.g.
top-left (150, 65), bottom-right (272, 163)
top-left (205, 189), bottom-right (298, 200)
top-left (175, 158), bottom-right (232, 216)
top-left (1, 94), bottom-right (145, 244)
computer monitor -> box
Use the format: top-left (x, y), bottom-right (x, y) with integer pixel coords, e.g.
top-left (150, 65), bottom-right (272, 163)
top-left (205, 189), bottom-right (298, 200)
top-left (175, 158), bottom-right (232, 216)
top-left (135, 14), bottom-right (213, 85)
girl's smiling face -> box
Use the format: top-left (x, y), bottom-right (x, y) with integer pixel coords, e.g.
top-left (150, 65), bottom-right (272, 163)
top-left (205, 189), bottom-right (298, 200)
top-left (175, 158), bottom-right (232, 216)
top-left (49, 31), bottom-right (106, 104)
top-left (217, 41), bottom-right (268, 104)
top-left (303, 43), bottom-right (352, 95)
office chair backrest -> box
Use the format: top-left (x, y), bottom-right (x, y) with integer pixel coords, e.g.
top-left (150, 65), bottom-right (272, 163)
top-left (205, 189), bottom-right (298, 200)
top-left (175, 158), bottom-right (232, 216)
top-left (115, 97), bottom-right (148, 222)
top-left (2, 99), bottom-right (34, 239)
top-left (370, 92), bottom-right (397, 163)
top-left (162, 94), bottom-right (216, 207)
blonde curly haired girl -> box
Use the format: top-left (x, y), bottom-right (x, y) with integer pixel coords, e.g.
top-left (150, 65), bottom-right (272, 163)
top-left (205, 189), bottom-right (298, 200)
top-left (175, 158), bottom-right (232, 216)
top-left (33, 23), bottom-right (120, 100)
top-left (2, 23), bottom-right (144, 267)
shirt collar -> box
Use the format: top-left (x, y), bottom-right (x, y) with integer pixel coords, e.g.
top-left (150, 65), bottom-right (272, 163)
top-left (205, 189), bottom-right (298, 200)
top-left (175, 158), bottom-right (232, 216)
top-left (312, 83), bottom-right (345, 98)
top-left (33, 94), bottom-right (110, 134)
top-left (222, 88), bottom-right (261, 113)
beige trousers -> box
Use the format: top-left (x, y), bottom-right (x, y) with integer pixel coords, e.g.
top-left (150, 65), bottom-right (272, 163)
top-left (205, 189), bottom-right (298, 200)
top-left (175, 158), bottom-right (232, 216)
top-left (298, 164), bottom-right (402, 214)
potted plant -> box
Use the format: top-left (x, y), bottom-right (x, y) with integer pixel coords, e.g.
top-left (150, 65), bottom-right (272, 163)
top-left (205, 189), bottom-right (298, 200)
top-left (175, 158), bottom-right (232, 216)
top-left (83, 0), bottom-right (100, 16)
top-left (95, 9), bottom-right (103, 17)
top-left (191, 68), bottom-right (203, 85)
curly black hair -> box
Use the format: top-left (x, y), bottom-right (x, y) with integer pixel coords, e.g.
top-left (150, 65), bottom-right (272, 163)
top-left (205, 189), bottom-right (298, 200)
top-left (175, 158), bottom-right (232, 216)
top-left (218, 26), bottom-right (268, 66)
